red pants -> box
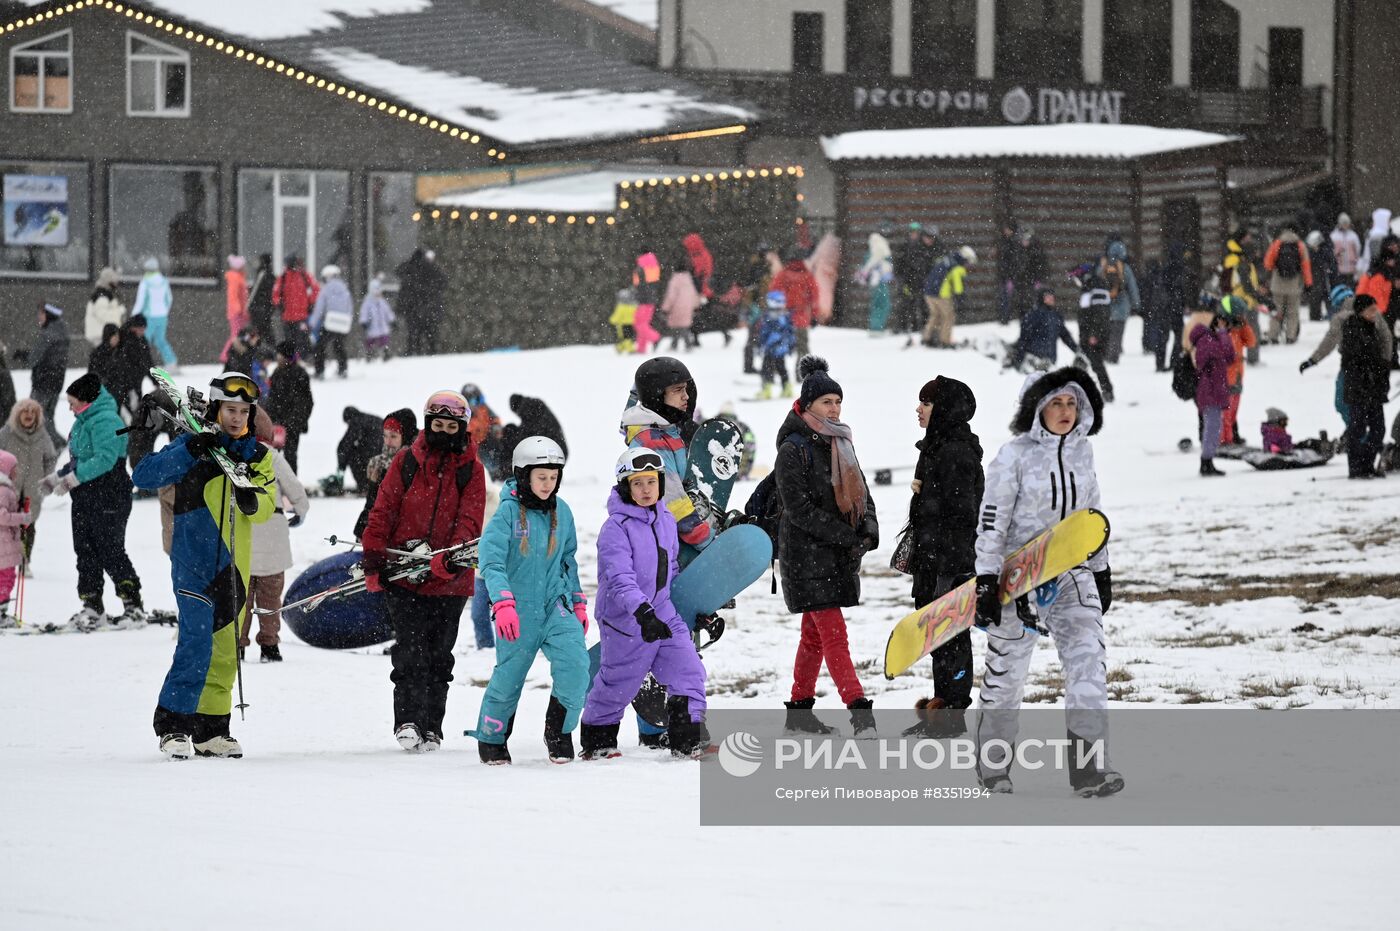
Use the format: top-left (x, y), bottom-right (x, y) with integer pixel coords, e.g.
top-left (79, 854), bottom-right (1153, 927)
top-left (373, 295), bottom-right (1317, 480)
top-left (1221, 390), bottom-right (1242, 444)
top-left (791, 607), bottom-right (865, 704)
top-left (633, 304), bottom-right (659, 354)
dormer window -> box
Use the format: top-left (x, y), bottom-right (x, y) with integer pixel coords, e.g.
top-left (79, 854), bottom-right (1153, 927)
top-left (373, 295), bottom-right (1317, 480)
top-left (10, 30), bottom-right (72, 113)
top-left (127, 32), bottom-right (189, 117)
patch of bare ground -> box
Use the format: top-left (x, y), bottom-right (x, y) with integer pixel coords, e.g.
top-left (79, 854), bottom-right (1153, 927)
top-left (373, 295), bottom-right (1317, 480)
top-left (1121, 574), bottom-right (1400, 606)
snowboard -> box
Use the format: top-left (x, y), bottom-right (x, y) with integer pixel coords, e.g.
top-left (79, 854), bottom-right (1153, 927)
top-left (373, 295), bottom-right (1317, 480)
top-left (282, 551), bottom-right (395, 650)
top-left (687, 417), bottom-right (745, 513)
top-left (150, 368), bottom-right (266, 495)
top-left (882, 508), bottom-right (1110, 679)
top-left (586, 524), bottom-right (773, 728)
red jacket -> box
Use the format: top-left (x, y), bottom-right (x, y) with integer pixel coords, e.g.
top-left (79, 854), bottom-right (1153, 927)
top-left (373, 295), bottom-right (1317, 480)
top-left (772, 260), bottom-right (818, 328)
top-left (362, 433), bottom-right (484, 597)
top-left (682, 233), bottom-right (714, 297)
top-left (1356, 272), bottom-right (1394, 315)
top-left (272, 268), bottom-right (320, 323)
top-left (1262, 237), bottom-right (1313, 288)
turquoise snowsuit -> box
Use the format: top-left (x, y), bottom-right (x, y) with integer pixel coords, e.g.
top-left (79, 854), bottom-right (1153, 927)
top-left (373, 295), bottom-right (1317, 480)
top-left (470, 479), bottom-right (589, 744)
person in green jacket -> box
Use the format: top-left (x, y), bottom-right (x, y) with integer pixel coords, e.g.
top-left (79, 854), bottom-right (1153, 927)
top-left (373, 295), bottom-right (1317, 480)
top-left (39, 374), bottom-right (145, 630)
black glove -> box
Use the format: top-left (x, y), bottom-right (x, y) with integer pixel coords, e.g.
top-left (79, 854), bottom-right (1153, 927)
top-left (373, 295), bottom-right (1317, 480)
top-left (1299, 359), bottom-right (1315, 373)
top-left (185, 431), bottom-right (218, 460)
top-left (360, 550), bottom-right (388, 576)
top-left (635, 604), bottom-right (672, 642)
top-left (234, 486), bottom-right (260, 516)
top-left (974, 573), bottom-right (1001, 629)
top-left (12, 348), bottom-right (28, 364)
top-left (695, 611), bottom-right (725, 646)
top-left (287, 513), bottom-right (303, 529)
top-left (1094, 567), bottom-right (1113, 614)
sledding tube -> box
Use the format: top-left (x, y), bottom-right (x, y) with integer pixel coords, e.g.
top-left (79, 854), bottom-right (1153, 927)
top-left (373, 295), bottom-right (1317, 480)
top-left (282, 551), bottom-right (394, 649)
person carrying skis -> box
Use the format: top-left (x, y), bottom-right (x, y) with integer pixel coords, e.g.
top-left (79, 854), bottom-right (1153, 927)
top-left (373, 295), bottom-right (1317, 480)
top-left (578, 447), bottom-right (711, 760)
top-left (468, 437), bottom-right (588, 764)
top-left (131, 372), bottom-right (277, 760)
top-left (903, 376), bottom-right (982, 738)
top-left (972, 368), bottom-right (1120, 797)
top-left (360, 389), bottom-right (484, 752)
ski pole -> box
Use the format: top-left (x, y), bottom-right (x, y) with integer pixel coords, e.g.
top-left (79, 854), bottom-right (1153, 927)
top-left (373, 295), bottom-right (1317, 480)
top-left (219, 477), bottom-right (249, 720)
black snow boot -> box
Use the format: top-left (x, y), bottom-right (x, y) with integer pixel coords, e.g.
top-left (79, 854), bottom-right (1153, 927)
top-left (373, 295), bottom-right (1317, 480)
top-left (1200, 458), bottom-right (1225, 477)
top-left (543, 696), bottom-right (575, 763)
top-left (638, 730), bottom-right (670, 750)
top-left (478, 740), bottom-right (511, 765)
top-left (901, 696), bottom-right (968, 739)
top-left (1067, 729), bottom-right (1124, 798)
top-left (783, 698), bottom-right (836, 735)
top-left (579, 723), bottom-right (621, 760)
top-left (847, 698), bottom-right (877, 737)
top-left (260, 645), bottom-right (283, 663)
top-left (665, 695), bottom-right (712, 759)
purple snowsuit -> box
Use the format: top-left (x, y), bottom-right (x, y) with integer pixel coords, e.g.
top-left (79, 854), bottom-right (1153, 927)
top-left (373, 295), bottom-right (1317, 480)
top-left (581, 488), bottom-right (707, 726)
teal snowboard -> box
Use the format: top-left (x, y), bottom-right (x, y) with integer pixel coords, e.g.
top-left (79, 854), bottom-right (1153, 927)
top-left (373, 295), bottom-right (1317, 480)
top-left (586, 524), bottom-right (772, 727)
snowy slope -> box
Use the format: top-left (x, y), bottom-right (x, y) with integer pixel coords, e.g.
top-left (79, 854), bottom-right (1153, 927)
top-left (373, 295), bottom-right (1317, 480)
top-left (3, 318), bottom-right (1398, 928)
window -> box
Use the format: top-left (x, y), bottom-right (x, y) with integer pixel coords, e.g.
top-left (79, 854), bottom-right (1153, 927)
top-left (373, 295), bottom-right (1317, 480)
top-left (238, 169), bottom-right (351, 277)
top-left (10, 29), bottom-right (72, 113)
top-left (368, 172), bottom-right (417, 288)
top-left (845, 0), bottom-right (892, 75)
top-left (793, 12), bottom-right (825, 74)
top-left (109, 165), bottom-right (219, 281)
top-left (127, 32), bottom-right (189, 116)
top-left (911, 0), bottom-right (977, 79)
top-left (1190, 0), bottom-right (1239, 90)
top-left (996, 0), bottom-right (1083, 83)
top-left (0, 160), bottom-right (89, 279)
top-left (1104, 0), bottom-right (1171, 87)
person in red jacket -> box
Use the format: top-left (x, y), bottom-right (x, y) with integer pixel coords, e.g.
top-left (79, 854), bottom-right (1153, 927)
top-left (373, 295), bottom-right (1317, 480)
top-left (772, 246), bottom-right (818, 358)
top-left (271, 255), bottom-right (320, 361)
top-left (361, 388), bottom-right (486, 752)
top-left (682, 232), bottom-right (714, 298)
top-left (1262, 226), bottom-right (1313, 344)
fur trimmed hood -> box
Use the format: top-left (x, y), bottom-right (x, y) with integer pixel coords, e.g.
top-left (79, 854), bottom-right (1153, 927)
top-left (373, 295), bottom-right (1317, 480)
top-left (1010, 367), bottom-right (1103, 437)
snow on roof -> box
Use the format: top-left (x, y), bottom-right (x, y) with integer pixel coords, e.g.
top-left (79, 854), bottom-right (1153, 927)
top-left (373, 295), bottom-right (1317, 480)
top-left (431, 170), bottom-right (641, 212)
top-left (131, 0), bottom-right (433, 41)
top-left (585, 1), bottom-right (659, 31)
top-left (311, 48), bottom-right (752, 147)
top-left (821, 124), bottom-right (1238, 162)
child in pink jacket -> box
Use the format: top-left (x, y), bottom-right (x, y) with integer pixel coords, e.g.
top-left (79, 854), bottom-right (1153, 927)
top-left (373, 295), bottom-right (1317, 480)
top-left (0, 449), bottom-right (34, 625)
top-left (661, 261), bottom-right (702, 351)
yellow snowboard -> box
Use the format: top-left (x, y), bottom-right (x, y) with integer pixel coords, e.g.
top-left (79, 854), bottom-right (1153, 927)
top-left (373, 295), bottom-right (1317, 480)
top-left (882, 508), bottom-right (1110, 679)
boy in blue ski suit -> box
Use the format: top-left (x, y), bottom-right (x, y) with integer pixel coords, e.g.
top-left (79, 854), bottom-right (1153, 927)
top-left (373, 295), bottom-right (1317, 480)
top-left (469, 436), bottom-right (589, 764)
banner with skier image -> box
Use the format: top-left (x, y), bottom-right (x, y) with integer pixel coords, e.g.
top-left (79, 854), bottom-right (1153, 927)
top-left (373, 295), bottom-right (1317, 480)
top-left (3, 173), bottom-right (70, 247)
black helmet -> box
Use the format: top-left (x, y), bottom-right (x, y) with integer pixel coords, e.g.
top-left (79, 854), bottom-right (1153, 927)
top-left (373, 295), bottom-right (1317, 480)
top-left (634, 356), bottom-right (696, 424)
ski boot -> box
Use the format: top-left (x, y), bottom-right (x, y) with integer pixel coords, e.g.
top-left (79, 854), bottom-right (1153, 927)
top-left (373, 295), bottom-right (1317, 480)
top-left (112, 581), bottom-right (148, 629)
top-left (783, 698), bottom-right (836, 735)
top-left (781, 382), bottom-right (795, 398)
top-left (979, 773), bottom-right (1013, 794)
top-left (421, 731), bottom-right (442, 752)
top-left (666, 697), bottom-right (713, 760)
top-left (69, 599), bottom-right (104, 632)
top-left (847, 698), bottom-right (877, 738)
top-left (755, 383), bottom-right (773, 401)
top-left (159, 733), bottom-right (194, 761)
top-left (194, 735), bottom-right (244, 759)
top-left (579, 723), bottom-right (621, 760)
top-left (543, 696), bottom-right (575, 763)
top-left (478, 740), bottom-right (511, 766)
top-left (0, 606), bottom-right (17, 629)
top-left (395, 723), bottom-right (424, 751)
top-left (260, 644), bottom-right (283, 663)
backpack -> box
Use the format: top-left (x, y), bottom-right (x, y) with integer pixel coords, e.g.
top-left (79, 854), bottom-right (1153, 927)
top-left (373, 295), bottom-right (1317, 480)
top-left (923, 257), bottom-right (955, 296)
top-left (1274, 241), bottom-right (1303, 279)
top-left (743, 433), bottom-right (811, 547)
top-left (399, 449), bottom-right (477, 495)
top-left (1100, 259), bottom-right (1124, 299)
top-left (1171, 349), bottom-right (1198, 401)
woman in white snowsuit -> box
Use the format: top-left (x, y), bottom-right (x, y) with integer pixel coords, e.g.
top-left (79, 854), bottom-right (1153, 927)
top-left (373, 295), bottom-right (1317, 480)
top-left (972, 367), bottom-right (1121, 797)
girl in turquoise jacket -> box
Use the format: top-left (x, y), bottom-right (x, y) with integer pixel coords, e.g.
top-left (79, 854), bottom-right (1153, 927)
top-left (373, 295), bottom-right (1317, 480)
top-left (469, 436), bottom-right (589, 765)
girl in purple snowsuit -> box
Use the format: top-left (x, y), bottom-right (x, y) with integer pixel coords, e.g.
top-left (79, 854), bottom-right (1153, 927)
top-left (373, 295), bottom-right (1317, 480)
top-left (580, 447), bottom-right (710, 760)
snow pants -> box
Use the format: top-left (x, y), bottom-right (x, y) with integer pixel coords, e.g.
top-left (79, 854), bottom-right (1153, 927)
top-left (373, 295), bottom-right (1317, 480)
top-left (386, 586), bottom-right (466, 737)
top-left (633, 304), bottom-right (659, 354)
top-left (791, 607), bottom-right (865, 705)
top-left (866, 282), bottom-right (890, 332)
top-left (582, 614), bottom-right (706, 726)
top-left (975, 567), bottom-right (1107, 781)
top-left (154, 567), bottom-right (243, 741)
top-left (70, 469), bottom-right (139, 609)
top-left (1268, 282), bottom-right (1302, 343)
top-left (1221, 386), bottom-right (1243, 445)
top-left (922, 296), bottom-right (955, 347)
top-left (313, 332), bottom-right (348, 378)
top-left (146, 315), bottom-right (178, 368)
top-left (472, 600), bottom-right (589, 743)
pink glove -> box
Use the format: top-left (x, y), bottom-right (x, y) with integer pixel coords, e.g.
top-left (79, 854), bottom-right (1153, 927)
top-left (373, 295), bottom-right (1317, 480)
top-left (572, 598), bottom-right (589, 634)
top-left (493, 599), bottom-right (520, 642)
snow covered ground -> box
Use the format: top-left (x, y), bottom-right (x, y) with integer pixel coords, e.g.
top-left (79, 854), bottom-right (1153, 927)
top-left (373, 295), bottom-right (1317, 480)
top-left (3, 318), bottom-right (1398, 928)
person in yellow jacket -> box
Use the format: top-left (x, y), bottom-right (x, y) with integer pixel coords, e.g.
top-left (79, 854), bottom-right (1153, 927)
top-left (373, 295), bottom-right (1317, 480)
top-left (921, 246), bottom-right (978, 348)
top-left (1221, 227), bottom-right (1267, 365)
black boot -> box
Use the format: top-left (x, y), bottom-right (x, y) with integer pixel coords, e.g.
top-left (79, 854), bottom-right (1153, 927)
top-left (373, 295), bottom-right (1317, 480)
top-left (638, 730), bottom-right (670, 750)
top-left (543, 696), bottom-right (575, 763)
top-left (783, 698), bottom-right (836, 735)
top-left (847, 698), bottom-right (877, 737)
top-left (666, 695), bottom-right (712, 759)
top-left (478, 714), bottom-right (515, 764)
top-left (260, 644), bottom-right (283, 663)
top-left (900, 696), bottom-right (968, 739)
top-left (1067, 729), bottom-right (1124, 798)
top-left (1200, 458), bottom-right (1225, 477)
top-left (579, 723), bottom-right (621, 760)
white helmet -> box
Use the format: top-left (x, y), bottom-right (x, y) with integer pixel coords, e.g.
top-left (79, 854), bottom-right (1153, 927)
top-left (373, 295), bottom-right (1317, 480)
top-left (512, 435), bottom-right (566, 470)
top-left (321, 264), bottom-right (341, 279)
top-left (614, 446), bottom-right (666, 495)
top-left (959, 245), bottom-right (978, 265)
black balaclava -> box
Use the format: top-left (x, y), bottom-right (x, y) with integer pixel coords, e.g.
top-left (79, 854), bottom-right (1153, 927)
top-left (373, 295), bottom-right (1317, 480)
top-left (514, 465), bottom-right (561, 511)
top-left (424, 416), bottom-right (468, 453)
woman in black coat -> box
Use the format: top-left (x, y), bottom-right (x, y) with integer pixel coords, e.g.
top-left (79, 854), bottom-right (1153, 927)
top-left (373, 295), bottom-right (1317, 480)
top-left (905, 376), bottom-right (983, 736)
top-left (1340, 295), bottom-right (1391, 478)
top-left (775, 356), bottom-right (878, 735)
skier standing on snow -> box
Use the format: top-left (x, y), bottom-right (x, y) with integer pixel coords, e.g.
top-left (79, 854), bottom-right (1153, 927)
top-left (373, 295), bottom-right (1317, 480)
top-left (264, 340), bottom-right (313, 473)
top-left (972, 367), bottom-right (1120, 797)
top-left (132, 258), bottom-right (177, 370)
top-left (756, 289), bottom-right (796, 400)
top-left (468, 437), bottom-right (588, 765)
top-left (360, 390), bottom-right (484, 752)
top-left (579, 447), bottom-right (711, 760)
top-left (131, 372), bottom-right (276, 760)
top-left (308, 265), bottom-right (353, 380)
top-left (40, 374), bottom-right (146, 630)
top-left (902, 376), bottom-right (983, 738)
top-left (239, 409), bottom-right (309, 663)
top-left (0, 450), bottom-right (34, 628)
top-left (272, 255), bottom-right (319, 361)
top-left (631, 250), bottom-right (663, 355)
top-left (1339, 294), bottom-right (1391, 479)
top-left (776, 356), bottom-right (878, 737)
top-left (359, 277), bottom-right (396, 362)
top-left (1188, 305), bottom-right (1236, 477)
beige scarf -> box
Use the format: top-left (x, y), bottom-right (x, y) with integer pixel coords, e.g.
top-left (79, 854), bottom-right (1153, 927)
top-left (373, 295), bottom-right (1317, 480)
top-left (800, 411), bottom-right (866, 526)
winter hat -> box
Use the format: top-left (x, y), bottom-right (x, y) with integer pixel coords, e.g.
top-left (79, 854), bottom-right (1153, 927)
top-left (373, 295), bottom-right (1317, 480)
top-left (1338, 213), bottom-right (1352, 228)
top-left (143, 258), bottom-right (159, 272)
top-left (1264, 408), bottom-right (1288, 425)
top-left (275, 339), bottom-right (297, 359)
top-left (765, 289), bottom-right (787, 310)
top-left (0, 449), bottom-right (17, 480)
top-left (96, 267), bottom-right (119, 289)
top-left (369, 277), bottom-right (384, 295)
top-left (227, 254), bottom-right (246, 270)
top-left (321, 264), bottom-right (341, 279)
top-left (127, 313), bottom-right (146, 328)
top-left (919, 376), bottom-right (976, 421)
top-left (1306, 230), bottom-right (1325, 248)
top-left (797, 355), bottom-right (842, 409)
top-left (66, 372), bottom-right (102, 405)
top-left (382, 408), bottom-right (418, 445)
top-left (1329, 284), bottom-right (1354, 310)
top-left (958, 245), bottom-right (978, 265)
top-left (1354, 294), bottom-right (1377, 313)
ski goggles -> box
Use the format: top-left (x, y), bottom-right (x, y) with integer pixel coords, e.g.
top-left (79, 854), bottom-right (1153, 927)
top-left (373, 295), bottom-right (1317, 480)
top-left (209, 373), bottom-right (260, 404)
top-left (424, 390), bottom-right (469, 419)
top-left (616, 449), bottom-right (665, 480)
